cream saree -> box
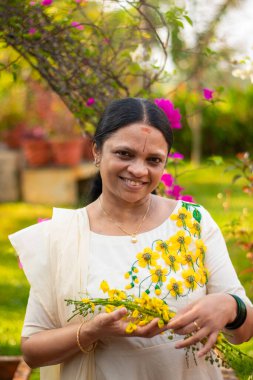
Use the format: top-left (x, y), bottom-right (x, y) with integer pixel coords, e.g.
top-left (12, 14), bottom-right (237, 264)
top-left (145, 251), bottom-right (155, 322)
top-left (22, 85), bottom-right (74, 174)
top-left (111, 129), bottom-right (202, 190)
top-left (9, 207), bottom-right (96, 380)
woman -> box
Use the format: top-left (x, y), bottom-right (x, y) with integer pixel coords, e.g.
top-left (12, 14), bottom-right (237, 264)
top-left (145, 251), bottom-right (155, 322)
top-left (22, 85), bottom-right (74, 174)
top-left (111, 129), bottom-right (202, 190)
top-left (9, 98), bottom-right (253, 380)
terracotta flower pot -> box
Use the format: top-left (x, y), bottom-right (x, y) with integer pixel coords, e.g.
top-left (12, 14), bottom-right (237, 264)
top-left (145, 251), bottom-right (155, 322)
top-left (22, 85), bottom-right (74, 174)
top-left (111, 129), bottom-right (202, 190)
top-left (0, 356), bottom-right (31, 380)
top-left (22, 139), bottom-right (51, 167)
top-left (50, 138), bottom-right (84, 166)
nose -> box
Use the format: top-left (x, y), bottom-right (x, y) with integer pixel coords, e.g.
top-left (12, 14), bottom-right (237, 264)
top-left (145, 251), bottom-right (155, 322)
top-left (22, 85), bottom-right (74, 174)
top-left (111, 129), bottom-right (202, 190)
top-left (127, 159), bottom-right (148, 177)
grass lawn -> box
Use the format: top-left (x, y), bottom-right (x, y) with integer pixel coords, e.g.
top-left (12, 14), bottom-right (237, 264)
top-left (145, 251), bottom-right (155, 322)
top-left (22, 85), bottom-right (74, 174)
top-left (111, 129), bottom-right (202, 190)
top-left (0, 163), bottom-right (252, 379)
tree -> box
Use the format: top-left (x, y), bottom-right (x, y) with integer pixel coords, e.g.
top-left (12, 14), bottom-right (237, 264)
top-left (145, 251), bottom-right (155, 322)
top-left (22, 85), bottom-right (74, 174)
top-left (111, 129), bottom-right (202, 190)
top-left (0, 0), bottom-right (189, 132)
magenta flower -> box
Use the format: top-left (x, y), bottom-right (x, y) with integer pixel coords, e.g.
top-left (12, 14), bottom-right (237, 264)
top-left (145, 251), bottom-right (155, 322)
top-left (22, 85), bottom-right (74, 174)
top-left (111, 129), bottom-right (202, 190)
top-left (168, 184), bottom-right (184, 199)
top-left (168, 152), bottom-right (184, 160)
top-left (178, 194), bottom-right (194, 202)
top-left (28, 28), bottom-right (36, 35)
top-left (161, 173), bottom-right (174, 187)
top-left (154, 98), bottom-right (182, 129)
top-left (86, 98), bottom-right (95, 106)
top-left (203, 88), bottom-right (214, 101)
top-left (71, 21), bottom-right (84, 31)
top-left (41, 0), bottom-right (53, 5)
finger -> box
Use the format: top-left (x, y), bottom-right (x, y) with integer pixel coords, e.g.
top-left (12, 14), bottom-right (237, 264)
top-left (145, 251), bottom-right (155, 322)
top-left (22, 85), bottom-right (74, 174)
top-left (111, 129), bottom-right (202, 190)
top-left (173, 321), bottom-right (201, 336)
top-left (175, 327), bottom-right (209, 349)
top-left (167, 311), bottom-right (197, 331)
top-left (104, 307), bottom-right (128, 323)
top-left (135, 318), bottom-right (168, 337)
top-left (197, 331), bottom-right (219, 358)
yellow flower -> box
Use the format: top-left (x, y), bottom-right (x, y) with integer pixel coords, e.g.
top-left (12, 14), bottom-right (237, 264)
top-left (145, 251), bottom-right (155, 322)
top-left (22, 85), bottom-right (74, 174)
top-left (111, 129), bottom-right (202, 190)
top-left (162, 252), bottom-right (181, 272)
top-left (133, 277), bottom-right (139, 284)
top-left (197, 266), bottom-right (209, 285)
top-left (150, 265), bottom-right (168, 283)
top-left (132, 309), bottom-right (139, 318)
top-left (169, 230), bottom-right (191, 252)
top-left (158, 319), bottom-right (165, 328)
top-left (125, 322), bottom-right (138, 334)
top-left (189, 221), bottom-right (201, 237)
top-left (155, 288), bottom-right (162, 296)
top-left (133, 267), bottom-right (139, 273)
top-left (167, 277), bottom-right (184, 297)
top-left (136, 248), bottom-right (160, 268)
top-left (138, 318), bottom-right (151, 326)
top-left (81, 298), bottom-right (90, 303)
top-left (196, 239), bottom-right (207, 258)
top-left (182, 268), bottom-right (200, 290)
top-left (105, 305), bottom-right (115, 313)
top-left (180, 251), bottom-right (196, 267)
top-left (124, 272), bottom-right (130, 279)
top-left (155, 240), bottom-right (169, 254)
top-left (170, 207), bottom-right (193, 228)
top-left (125, 283), bottom-right (134, 290)
top-left (100, 280), bottom-right (110, 293)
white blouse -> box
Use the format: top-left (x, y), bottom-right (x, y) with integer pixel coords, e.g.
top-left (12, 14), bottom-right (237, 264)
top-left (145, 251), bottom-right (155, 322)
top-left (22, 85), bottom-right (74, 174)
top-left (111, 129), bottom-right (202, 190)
top-left (17, 201), bottom-right (251, 380)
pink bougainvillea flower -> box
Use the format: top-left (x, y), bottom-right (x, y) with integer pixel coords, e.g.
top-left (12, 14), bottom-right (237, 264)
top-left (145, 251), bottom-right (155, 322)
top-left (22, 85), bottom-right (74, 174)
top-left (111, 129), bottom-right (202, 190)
top-left (30, 1), bottom-right (37, 5)
top-left (28, 28), bottom-right (37, 35)
top-left (41, 0), bottom-right (53, 5)
top-left (203, 88), bottom-right (214, 101)
top-left (71, 21), bottom-right (84, 31)
top-left (161, 173), bottom-right (174, 187)
top-left (168, 152), bottom-right (184, 160)
top-left (154, 99), bottom-right (182, 129)
top-left (179, 194), bottom-right (194, 202)
top-left (167, 184), bottom-right (184, 199)
top-left (86, 98), bottom-right (95, 106)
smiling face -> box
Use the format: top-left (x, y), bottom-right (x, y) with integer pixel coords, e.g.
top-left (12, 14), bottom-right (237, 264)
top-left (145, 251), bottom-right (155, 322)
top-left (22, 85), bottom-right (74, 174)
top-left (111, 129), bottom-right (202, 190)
top-left (93, 123), bottom-right (169, 205)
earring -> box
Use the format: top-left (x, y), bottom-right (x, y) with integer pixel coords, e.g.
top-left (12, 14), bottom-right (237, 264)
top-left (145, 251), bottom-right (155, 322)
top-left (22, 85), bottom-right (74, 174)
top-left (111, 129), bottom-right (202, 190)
top-left (94, 158), bottom-right (100, 167)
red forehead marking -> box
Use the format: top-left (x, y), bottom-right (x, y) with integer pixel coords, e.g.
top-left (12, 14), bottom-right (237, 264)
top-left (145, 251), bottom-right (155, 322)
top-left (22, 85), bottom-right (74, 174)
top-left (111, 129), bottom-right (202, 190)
top-left (141, 127), bottom-right (151, 133)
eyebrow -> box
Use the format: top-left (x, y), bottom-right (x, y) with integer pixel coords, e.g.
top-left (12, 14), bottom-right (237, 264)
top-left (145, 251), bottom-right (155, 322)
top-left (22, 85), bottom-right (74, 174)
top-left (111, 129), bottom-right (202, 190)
top-left (113, 145), bottom-right (167, 159)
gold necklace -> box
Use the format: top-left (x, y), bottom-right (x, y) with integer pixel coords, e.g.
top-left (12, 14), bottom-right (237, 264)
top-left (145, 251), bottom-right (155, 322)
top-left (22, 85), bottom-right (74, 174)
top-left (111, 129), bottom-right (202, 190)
top-left (98, 196), bottom-right (152, 243)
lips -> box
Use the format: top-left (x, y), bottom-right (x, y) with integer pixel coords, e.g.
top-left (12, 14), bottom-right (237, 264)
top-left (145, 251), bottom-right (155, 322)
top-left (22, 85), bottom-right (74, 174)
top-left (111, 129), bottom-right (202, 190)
top-left (120, 177), bottom-right (148, 187)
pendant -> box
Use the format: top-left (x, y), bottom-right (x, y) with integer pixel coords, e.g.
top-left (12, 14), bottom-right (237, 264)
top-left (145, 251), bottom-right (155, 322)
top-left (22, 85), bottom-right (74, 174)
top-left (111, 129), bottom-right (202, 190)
top-left (131, 235), bottom-right (138, 244)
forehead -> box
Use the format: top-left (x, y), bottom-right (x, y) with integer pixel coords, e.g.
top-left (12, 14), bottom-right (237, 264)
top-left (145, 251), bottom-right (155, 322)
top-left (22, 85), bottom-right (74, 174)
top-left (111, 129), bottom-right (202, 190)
top-left (104, 123), bottom-right (168, 149)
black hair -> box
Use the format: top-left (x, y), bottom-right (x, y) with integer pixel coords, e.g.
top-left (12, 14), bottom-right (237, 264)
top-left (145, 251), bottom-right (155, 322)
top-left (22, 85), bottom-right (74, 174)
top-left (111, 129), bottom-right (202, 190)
top-left (89, 98), bottom-right (173, 202)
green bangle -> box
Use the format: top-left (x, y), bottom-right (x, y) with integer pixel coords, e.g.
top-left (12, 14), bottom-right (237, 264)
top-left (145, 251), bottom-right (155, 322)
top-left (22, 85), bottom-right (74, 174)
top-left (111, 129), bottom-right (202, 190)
top-left (225, 294), bottom-right (247, 330)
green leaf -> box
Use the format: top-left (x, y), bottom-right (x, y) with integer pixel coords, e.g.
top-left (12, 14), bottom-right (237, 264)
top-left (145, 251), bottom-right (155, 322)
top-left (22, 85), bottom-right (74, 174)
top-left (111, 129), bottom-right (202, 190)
top-left (193, 208), bottom-right (202, 223)
top-left (183, 15), bottom-right (193, 26)
top-left (182, 201), bottom-right (190, 210)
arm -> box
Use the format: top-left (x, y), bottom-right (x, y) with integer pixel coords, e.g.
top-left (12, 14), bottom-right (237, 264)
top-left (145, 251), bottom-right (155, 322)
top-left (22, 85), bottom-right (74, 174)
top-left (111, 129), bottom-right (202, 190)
top-left (167, 293), bottom-right (253, 357)
top-left (22, 308), bottom-right (167, 368)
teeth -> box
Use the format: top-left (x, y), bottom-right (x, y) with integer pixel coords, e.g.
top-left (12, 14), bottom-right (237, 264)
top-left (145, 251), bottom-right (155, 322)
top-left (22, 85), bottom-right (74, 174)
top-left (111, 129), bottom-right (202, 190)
top-left (124, 178), bottom-right (143, 186)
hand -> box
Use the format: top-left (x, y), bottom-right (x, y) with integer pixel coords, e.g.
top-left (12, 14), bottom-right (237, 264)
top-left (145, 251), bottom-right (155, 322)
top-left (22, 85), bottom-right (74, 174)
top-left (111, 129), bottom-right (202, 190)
top-left (86, 308), bottom-right (168, 341)
top-left (166, 294), bottom-right (237, 357)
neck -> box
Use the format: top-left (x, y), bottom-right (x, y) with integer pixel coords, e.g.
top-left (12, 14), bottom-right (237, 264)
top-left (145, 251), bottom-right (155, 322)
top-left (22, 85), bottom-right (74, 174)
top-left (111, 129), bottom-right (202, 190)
top-left (99, 193), bottom-right (152, 219)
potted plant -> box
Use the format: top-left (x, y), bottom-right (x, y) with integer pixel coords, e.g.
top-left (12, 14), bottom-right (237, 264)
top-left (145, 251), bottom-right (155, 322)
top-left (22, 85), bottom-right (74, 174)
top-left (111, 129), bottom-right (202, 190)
top-left (47, 95), bottom-right (86, 166)
top-left (21, 126), bottom-right (51, 167)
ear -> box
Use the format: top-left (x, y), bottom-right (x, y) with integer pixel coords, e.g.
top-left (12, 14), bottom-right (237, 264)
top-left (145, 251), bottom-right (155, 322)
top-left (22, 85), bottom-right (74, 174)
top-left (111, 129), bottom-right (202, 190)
top-left (92, 142), bottom-right (101, 161)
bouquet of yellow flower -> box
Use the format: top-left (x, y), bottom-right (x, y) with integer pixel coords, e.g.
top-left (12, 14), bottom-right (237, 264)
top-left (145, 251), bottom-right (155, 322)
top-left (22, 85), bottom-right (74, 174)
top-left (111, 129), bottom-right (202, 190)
top-left (66, 281), bottom-right (253, 380)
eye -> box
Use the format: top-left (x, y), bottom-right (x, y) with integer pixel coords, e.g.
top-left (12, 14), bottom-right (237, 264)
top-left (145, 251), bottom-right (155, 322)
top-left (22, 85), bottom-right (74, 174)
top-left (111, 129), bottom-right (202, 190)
top-left (148, 157), bottom-right (163, 164)
top-left (115, 150), bottom-right (132, 159)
